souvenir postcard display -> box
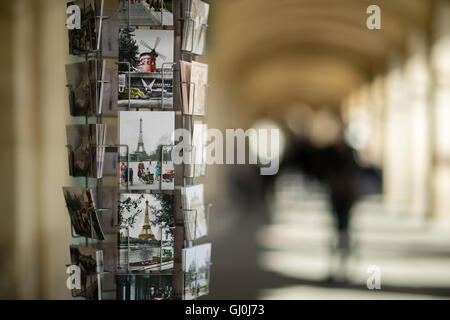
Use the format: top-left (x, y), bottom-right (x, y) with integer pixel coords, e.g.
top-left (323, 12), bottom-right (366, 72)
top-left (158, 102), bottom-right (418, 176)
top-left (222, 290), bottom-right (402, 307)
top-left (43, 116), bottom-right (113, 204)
top-left (64, 0), bottom-right (117, 301)
top-left (62, 0), bottom-right (212, 300)
top-left (178, 0), bottom-right (212, 301)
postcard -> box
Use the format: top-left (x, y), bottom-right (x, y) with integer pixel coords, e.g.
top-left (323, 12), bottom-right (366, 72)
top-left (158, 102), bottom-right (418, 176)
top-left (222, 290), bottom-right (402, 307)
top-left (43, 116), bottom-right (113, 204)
top-left (70, 245), bottom-right (103, 300)
top-left (116, 274), bottom-right (173, 300)
top-left (96, 241), bottom-right (117, 292)
top-left (65, 61), bottom-right (97, 116)
top-left (190, 61), bottom-right (208, 116)
top-left (182, 0), bottom-right (209, 55)
top-left (119, 111), bottom-right (175, 190)
top-left (101, 8), bottom-right (119, 58)
top-left (102, 124), bottom-right (118, 177)
top-left (63, 187), bottom-right (105, 240)
top-left (66, 124), bottom-right (91, 177)
top-left (119, 193), bottom-right (175, 272)
top-left (91, 185), bottom-right (119, 234)
top-left (179, 61), bottom-right (208, 115)
top-left (117, 0), bottom-right (173, 26)
top-left (66, 124), bottom-right (106, 178)
top-left (182, 243), bottom-right (211, 300)
top-left (192, 121), bottom-right (208, 177)
top-left (182, 185), bottom-right (207, 241)
top-left (119, 28), bottom-right (174, 109)
top-left (66, 59), bottom-right (113, 117)
top-left (101, 66), bottom-right (119, 117)
top-left (68, 0), bottom-right (99, 56)
top-left (180, 60), bottom-right (191, 114)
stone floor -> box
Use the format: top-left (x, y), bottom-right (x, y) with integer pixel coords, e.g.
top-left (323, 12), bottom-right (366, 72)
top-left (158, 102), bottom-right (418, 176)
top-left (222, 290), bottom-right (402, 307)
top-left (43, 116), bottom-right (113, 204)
top-left (208, 171), bottom-right (450, 300)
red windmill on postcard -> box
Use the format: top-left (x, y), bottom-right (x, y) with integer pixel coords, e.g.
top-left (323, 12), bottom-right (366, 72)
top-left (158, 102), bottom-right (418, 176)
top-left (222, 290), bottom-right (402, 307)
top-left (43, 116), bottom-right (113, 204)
top-left (138, 37), bottom-right (167, 73)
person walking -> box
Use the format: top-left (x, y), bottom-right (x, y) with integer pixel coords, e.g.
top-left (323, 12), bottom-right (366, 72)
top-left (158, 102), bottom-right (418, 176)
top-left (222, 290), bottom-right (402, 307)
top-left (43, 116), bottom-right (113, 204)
top-left (324, 139), bottom-right (360, 282)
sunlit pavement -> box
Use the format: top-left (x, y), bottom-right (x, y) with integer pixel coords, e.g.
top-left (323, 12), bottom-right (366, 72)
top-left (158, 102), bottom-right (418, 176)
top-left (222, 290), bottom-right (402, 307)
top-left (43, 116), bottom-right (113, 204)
top-left (257, 172), bottom-right (450, 299)
top-left (208, 171), bottom-right (450, 300)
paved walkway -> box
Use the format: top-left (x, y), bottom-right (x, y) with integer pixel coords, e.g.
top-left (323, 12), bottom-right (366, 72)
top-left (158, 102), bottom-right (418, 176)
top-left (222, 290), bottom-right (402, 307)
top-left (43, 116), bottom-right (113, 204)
top-left (208, 171), bottom-right (450, 300)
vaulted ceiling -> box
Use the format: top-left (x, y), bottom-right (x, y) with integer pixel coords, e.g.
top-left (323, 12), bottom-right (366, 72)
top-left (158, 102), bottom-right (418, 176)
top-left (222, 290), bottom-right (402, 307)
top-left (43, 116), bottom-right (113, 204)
top-left (211, 0), bottom-right (433, 110)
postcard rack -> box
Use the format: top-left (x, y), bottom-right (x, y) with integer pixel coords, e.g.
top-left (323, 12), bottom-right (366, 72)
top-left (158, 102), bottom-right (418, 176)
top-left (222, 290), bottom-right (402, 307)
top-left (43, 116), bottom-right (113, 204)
top-left (64, 0), bottom-right (112, 300)
top-left (64, 0), bottom-right (212, 300)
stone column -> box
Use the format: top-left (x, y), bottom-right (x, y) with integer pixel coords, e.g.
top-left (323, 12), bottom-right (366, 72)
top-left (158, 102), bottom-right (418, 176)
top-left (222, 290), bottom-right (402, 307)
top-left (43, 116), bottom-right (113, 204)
top-left (431, 0), bottom-right (450, 220)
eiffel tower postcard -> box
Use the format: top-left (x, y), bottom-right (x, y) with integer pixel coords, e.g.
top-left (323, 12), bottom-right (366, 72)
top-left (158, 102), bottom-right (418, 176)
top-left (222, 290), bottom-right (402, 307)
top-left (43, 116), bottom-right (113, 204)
top-left (119, 111), bottom-right (175, 190)
top-left (119, 193), bottom-right (175, 272)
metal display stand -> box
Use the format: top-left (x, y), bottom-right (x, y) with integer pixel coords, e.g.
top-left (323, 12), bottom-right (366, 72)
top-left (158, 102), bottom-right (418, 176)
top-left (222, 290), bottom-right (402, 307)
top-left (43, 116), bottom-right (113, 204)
top-left (65, 0), bottom-right (212, 301)
top-left (176, 1), bottom-right (213, 301)
top-left (65, 0), bottom-right (112, 301)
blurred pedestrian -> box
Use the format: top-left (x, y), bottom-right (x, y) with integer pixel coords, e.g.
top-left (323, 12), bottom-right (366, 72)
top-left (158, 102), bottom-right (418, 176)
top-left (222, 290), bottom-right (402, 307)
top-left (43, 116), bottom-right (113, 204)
top-left (324, 139), bottom-right (360, 282)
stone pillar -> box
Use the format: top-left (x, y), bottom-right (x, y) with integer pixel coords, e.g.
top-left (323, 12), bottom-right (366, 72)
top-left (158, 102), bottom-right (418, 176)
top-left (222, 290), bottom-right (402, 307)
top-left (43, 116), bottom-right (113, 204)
top-left (383, 53), bottom-right (412, 215)
top-left (403, 29), bottom-right (431, 218)
top-left (13, 0), bottom-right (71, 299)
top-left (0, 0), bottom-right (15, 300)
top-left (431, 0), bottom-right (450, 220)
